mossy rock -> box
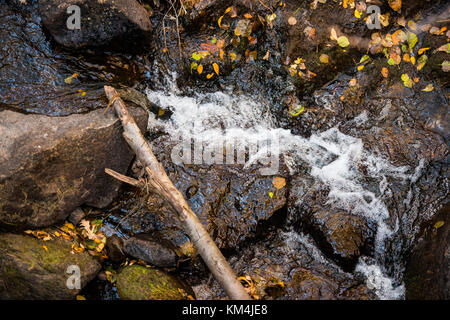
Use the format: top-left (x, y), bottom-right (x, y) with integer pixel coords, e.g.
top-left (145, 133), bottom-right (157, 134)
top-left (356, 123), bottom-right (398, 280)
top-left (0, 233), bottom-right (101, 299)
top-left (116, 265), bottom-right (194, 300)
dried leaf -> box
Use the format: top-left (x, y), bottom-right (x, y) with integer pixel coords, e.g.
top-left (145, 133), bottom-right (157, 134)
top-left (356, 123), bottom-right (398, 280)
top-left (262, 49), bottom-right (270, 60)
top-left (212, 63), bottom-right (219, 75)
top-left (330, 28), bottom-right (338, 41)
top-left (437, 43), bottom-right (450, 53)
top-left (388, 0), bottom-right (401, 12)
top-left (442, 61), bottom-right (450, 72)
top-left (381, 67), bottom-right (389, 78)
top-left (417, 47), bottom-right (430, 55)
top-left (288, 16), bottom-right (297, 25)
top-left (422, 84), bottom-right (434, 92)
top-left (319, 54), bottom-right (329, 64)
top-left (349, 78), bottom-right (357, 86)
top-left (272, 177), bottom-right (286, 190)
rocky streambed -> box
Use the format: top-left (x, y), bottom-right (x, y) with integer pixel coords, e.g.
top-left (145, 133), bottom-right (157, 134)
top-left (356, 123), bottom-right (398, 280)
top-left (0, 0), bottom-right (448, 300)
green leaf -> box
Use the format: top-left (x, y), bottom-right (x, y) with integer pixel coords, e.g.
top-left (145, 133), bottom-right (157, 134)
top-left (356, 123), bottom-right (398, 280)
top-left (337, 36), bottom-right (350, 48)
top-left (387, 58), bottom-right (395, 65)
top-left (416, 54), bottom-right (428, 71)
top-left (190, 62), bottom-right (198, 73)
top-left (359, 55), bottom-right (370, 64)
top-left (407, 32), bottom-right (418, 49)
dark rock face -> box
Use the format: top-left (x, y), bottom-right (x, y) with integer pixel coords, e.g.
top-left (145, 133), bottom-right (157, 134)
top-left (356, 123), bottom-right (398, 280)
top-left (0, 107), bottom-right (148, 229)
top-left (405, 205), bottom-right (450, 300)
top-left (123, 233), bottom-right (178, 268)
top-left (0, 233), bottom-right (101, 299)
top-left (106, 234), bottom-right (126, 263)
top-left (38, 0), bottom-right (152, 51)
top-left (116, 265), bottom-right (194, 300)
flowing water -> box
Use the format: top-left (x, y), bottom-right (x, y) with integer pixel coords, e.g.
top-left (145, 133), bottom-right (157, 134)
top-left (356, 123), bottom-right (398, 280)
top-left (144, 73), bottom-right (432, 299)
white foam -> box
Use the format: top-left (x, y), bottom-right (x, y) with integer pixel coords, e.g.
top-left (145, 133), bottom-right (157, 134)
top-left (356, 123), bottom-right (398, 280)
top-left (356, 260), bottom-right (405, 300)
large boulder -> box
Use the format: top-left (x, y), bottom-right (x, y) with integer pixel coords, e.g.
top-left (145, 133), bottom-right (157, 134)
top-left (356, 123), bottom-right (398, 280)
top-left (39, 0), bottom-right (152, 51)
top-left (0, 233), bottom-right (101, 299)
top-left (38, 0), bottom-right (152, 51)
top-left (0, 107), bottom-right (148, 229)
top-left (116, 265), bottom-right (194, 300)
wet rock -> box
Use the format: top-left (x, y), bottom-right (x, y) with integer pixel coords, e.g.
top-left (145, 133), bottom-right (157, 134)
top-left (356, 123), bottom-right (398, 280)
top-left (303, 209), bottom-right (374, 271)
top-left (106, 234), bottom-right (126, 263)
top-left (0, 233), bottom-right (101, 299)
top-left (116, 265), bottom-right (194, 300)
top-left (123, 233), bottom-right (178, 268)
top-left (287, 268), bottom-right (339, 300)
top-left (0, 107), bottom-right (148, 229)
top-left (67, 208), bottom-right (86, 226)
top-left (38, 0), bottom-right (152, 51)
top-left (137, 134), bottom-right (289, 250)
top-left (405, 204), bottom-right (450, 300)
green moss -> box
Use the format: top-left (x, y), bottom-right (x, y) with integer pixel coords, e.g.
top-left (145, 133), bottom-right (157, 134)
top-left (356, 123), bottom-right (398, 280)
top-left (116, 265), bottom-right (189, 300)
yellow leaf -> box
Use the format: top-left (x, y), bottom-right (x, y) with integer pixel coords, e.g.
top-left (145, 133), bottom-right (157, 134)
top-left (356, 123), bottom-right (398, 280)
top-left (230, 52), bottom-right (237, 61)
top-left (381, 67), bottom-right (389, 78)
top-left (357, 65), bottom-right (364, 71)
top-left (218, 15), bottom-right (224, 28)
top-left (244, 13), bottom-right (253, 19)
top-left (213, 63), bottom-right (219, 75)
top-left (262, 49), bottom-right (270, 60)
top-left (268, 192), bottom-right (274, 199)
top-left (422, 84), bottom-right (434, 92)
top-left (206, 73), bottom-right (214, 79)
top-left (319, 54), bottom-right (329, 64)
top-left (272, 177), bottom-right (286, 190)
top-left (354, 9), bottom-right (362, 19)
top-left (349, 78), bottom-right (357, 86)
top-left (433, 221), bottom-right (444, 229)
top-left (197, 64), bottom-right (203, 75)
top-left (76, 295), bottom-right (86, 300)
top-left (219, 49), bottom-right (224, 60)
top-left (225, 7), bottom-right (231, 14)
top-left (42, 245), bottom-right (48, 252)
top-left (410, 56), bottom-right (416, 65)
top-left (65, 222), bottom-right (75, 230)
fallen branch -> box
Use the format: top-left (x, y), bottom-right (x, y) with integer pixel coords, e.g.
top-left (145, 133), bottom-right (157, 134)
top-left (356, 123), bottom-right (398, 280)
top-left (104, 86), bottom-right (250, 300)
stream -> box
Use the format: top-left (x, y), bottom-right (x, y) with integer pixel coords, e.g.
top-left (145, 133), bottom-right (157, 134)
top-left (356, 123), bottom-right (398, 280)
top-left (1, 0), bottom-right (448, 300)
